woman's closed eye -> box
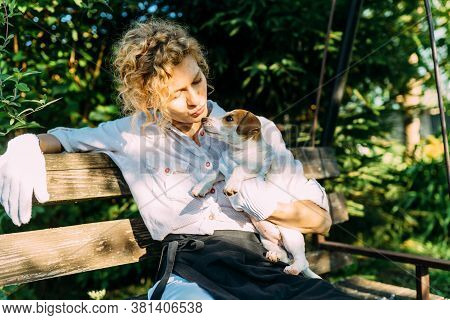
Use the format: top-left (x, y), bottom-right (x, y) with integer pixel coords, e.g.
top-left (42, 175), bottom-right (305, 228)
top-left (173, 91), bottom-right (182, 99)
top-left (173, 78), bottom-right (203, 99)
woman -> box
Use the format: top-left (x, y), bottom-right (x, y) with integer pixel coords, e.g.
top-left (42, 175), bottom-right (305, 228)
top-left (0, 18), bottom-right (350, 299)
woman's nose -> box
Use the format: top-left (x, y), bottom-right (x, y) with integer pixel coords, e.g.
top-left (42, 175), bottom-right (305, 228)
top-left (186, 86), bottom-right (202, 105)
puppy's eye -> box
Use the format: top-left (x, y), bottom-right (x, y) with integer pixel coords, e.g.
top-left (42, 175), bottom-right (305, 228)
top-left (225, 115), bottom-right (233, 122)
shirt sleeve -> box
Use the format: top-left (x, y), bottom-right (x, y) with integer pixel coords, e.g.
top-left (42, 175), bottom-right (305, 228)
top-left (47, 116), bottom-right (135, 153)
top-left (208, 99), bottom-right (228, 116)
top-left (227, 116), bottom-right (330, 220)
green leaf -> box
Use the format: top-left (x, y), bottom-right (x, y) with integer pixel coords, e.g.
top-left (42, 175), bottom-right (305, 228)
top-left (256, 63), bottom-right (267, 71)
top-left (242, 77), bottom-right (251, 88)
top-left (72, 30), bottom-right (78, 41)
top-left (74, 0), bottom-right (84, 7)
top-left (229, 27), bottom-right (239, 37)
top-left (22, 70), bottom-right (41, 78)
top-left (46, 16), bottom-right (58, 25)
top-left (16, 83), bottom-right (30, 92)
top-left (12, 51), bottom-right (25, 62)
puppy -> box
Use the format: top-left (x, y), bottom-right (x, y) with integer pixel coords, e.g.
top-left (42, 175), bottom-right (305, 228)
top-left (192, 109), bottom-right (321, 279)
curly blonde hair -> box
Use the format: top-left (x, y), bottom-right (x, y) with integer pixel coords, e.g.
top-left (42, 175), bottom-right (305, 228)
top-left (111, 18), bottom-right (211, 130)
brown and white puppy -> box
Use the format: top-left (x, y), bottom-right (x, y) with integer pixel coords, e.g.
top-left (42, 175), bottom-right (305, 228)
top-left (192, 109), bottom-right (321, 278)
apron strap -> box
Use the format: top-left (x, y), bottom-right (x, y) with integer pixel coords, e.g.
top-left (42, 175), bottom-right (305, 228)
top-left (149, 240), bottom-right (179, 300)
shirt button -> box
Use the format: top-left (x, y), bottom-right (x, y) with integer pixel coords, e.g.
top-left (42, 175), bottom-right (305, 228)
top-left (209, 214), bottom-right (214, 220)
top-left (205, 161), bottom-right (211, 168)
top-left (164, 167), bottom-right (170, 174)
top-left (210, 188), bottom-right (215, 194)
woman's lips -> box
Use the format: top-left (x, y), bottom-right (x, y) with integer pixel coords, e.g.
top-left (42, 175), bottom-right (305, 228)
top-left (190, 104), bottom-right (205, 117)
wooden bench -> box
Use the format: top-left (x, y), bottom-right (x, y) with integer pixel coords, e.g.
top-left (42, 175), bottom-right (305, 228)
top-left (0, 147), bottom-right (447, 299)
top-left (334, 276), bottom-right (444, 300)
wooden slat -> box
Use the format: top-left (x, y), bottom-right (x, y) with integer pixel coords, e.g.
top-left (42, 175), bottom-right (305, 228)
top-left (307, 250), bottom-right (353, 275)
top-left (0, 218), bottom-right (160, 286)
top-left (290, 147), bottom-right (340, 179)
top-left (35, 149), bottom-right (340, 204)
top-left (329, 192), bottom-right (349, 224)
top-left (45, 152), bottom-right (117, 171)
top-left (334, 276), bottom-right (444, 300)
top-left (31, 153), bottom-right (130, 205)
top-left (44, 168), bottom-right (130, 204)
top-left (0, 218), bottom-right (351, 287)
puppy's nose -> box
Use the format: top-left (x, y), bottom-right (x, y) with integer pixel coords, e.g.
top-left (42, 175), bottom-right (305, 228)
top-left (201, 118), bottom-right (208, 123)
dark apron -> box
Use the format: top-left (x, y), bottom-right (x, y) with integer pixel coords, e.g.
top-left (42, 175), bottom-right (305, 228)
top-left (150, 230), bottom-right (353, 300)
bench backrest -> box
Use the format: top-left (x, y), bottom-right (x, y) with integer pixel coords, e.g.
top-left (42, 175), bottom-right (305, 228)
top-left (0, 147), bottom-right (351, 287)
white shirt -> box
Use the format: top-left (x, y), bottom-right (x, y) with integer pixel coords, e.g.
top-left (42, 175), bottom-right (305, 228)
top-left (47, 100), bottom-right (329, 241)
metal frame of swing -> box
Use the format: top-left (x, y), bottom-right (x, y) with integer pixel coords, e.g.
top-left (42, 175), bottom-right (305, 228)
top-left (311, 0), bottom-right (450, 300)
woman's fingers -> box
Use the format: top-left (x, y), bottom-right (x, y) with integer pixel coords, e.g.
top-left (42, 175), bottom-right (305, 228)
top-left (1, 175), bottom-right (11, 218)
top-left (0, 178), bottom-right (4, 211)
top-left (19, 181), bottom-right (33, 224)
top-left (7, 178), bottom-right (21, 226)
top-left (0, 154), bottom-right (8, 168)
top-left (34, 158), bottom-right (49, 203)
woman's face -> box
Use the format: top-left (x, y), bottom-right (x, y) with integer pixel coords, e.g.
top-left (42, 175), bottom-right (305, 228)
top-left (166, 54), bottom-right (208, 126)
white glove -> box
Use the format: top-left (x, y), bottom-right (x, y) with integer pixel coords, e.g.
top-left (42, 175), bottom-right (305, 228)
top-left (0, 134), bottom-right (50, 226)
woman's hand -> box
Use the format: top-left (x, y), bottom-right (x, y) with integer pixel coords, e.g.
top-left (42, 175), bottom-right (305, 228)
top-left (0, 134), bottom-right (50, 226)
top-left (266, 200), bottom-right (332, 235)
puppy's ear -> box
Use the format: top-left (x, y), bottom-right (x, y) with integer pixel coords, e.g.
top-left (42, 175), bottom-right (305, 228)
top-left (236, 111), bottom-right (261, 140)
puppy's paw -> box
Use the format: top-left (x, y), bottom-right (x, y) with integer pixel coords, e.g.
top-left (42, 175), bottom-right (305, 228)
top-left (265, 251), bottom-right (280, 263)
top-left (191, 184), bottom-right (212, 197)
top-left (223, 188), bottom-right (237, 196)
top-left (285, 258), bottom-right (309, 276)
top-left (223, 179), bottom-right (241, 196)
top-left (283, 265), bottom-right (301, 276)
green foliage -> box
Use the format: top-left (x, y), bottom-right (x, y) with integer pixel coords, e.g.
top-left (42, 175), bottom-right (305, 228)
top-left (394, 156), bottom-right (450, 243)
top-left (0, 0), bottom-right (60, 137)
